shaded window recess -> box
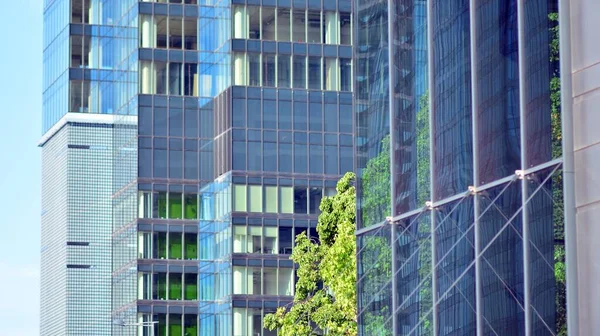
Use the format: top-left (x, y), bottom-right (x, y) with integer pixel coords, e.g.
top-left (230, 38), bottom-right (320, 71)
top-left (67, 144), bottom-right (91, 149)
top-left (67, 241), bottom-right (90, 246)
top-left (66, 264), bottom-right (92, 269)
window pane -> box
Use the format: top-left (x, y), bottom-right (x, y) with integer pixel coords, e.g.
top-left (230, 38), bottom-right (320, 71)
top-left (264, 268), bottom-right (278, 295)
top-left (309, 145), bottom-right (323, 173)
top-left (279, 227), bottom-right (293, 254)
top-left (169, 17), bottom-right (183, 49)
top-left (293, 56), bottom-right (306, 89)
top-left (248, 54), bottom-right (261, 86)
top-left (184, 194), bottom-right (198, 219)
top-left (324, 12), bottom-right (338, 44)
top-left (340, 13), bottom-right (351, 45)
top-left (154, 232), bottom-right (168, 259)
top-left (249, 185), bottom-right (263, 212)
top-left (248, 6), bottom-right (260, 39)
top-left (234, 185), bottom-right (247, 212)
top-left (292, 10), bottom-right (306, 42)
top-left (263, 100), bottom-right (276, 129)
top-left (340, 58), bottom-right (352, 92)
top-left (184, 18), bottom-right (198, 50)
top-left (278, 55), bottom-right (291, 88)
top-left (277, 8), bottom-right (291, 41)
top-left (155, 61), bottom-right (167, 94)
top-left (184, 232), bottom-right (197, 259)
top-left (233, 6), bottom-right (247, 38)
top-left (233, 53), bottom-right (247, 86)
top-left (153, 192), bottom-right (168, 219)
top-left (278, 268), bottom-right (293, 295)
top-left (154, 273), bottom-right (167, 299)
top-left (264, 142), bottom-right (277, 171)
top-left (279, 143), bottom-right (293, 172)
top-left (263, 7), bottom-right (276, 40)
top-left (325, 145), bottom-right (338, 174)
top-left (281, 187), bottom-right (293, 214)
top-left (184, 273), bottom-right (197, 299)
top-left (265, 186), bottom-right (278, 213)
top-left (294, 144), bottom-right (307, 173)
top-left (248, 141), bottom-right (262, 171)
top-left (183, 63), bottom-right (198, 96)
top-left (233, 140), bottom-right (246, 170)
top-left (309, 187), bottom-right (322, 214)
top-left (169, 193), bottom-right (183, 219)
top-left (233, 266), bottom-right (247, 294)
top-left (169, 63), bottom-right (182, 95)
top-left (184, 314), bottom-right (198, 335)
top-left (309, 102), bottom-right (323, 131)
top-left (233, 226), bottom-right (248, 253)
top-left (169, 232), bottom-right (183, 259)
top-left (169, 273), bottom-right (183, 300)
top-left (294, 187), bottom-right (308, 214)
top-left (249, 227), bottom-right (262, 254)
top-left (263, 54), bottom-right (276, 87)
top-left (156, 16), bottom-right (168, 48)
top-left (325, 58), bottom-right (338, 91)
top-left (307, 11), bottom-right (321, 43)
top-left (279, 101), bottom-right (292, 129)
top-left (324, 103), bottom-right (338, 132)
top-left (264, 227), bottom-right (278, 254)
top-left (308, 57), bottom-right (321, 90)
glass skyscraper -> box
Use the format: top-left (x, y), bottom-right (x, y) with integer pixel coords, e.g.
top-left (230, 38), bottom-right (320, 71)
top-left (41, 0), bottom-right (353, 335)
top-left (355, 0), bottom-right (568, 335)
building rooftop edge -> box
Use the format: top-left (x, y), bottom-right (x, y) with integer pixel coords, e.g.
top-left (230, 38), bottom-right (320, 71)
top-left (38, 113), bottom-right (137, 147)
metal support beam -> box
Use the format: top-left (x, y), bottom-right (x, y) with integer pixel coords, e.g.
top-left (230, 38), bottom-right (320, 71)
top-left (516, 0), bottom-right (532, 334)
top-left (468, 0), bottom-right (483, 333)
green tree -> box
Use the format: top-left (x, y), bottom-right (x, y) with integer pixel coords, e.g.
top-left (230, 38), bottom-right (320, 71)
top-left (264, 172), bottom-right (357, 336)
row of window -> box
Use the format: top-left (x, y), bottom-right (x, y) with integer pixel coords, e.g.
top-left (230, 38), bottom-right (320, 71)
top-left (138, 272), bottom-right (198, 301)
top-left (139, 313), bottom-right (198, 336)
top-left (140, 15), bottom-right (198, 50)
top-left (233, 185), bottom-right (335, 215)
top-left (233, 6), bottom-right (351, 45)
top-left (233, 266), bottom-right (294, 296)
top-left (233, 308), bottom-right (277, 336)
top-left (138, 192), bottom-right (198, 220)
top-left (140, 61), bottom-right (199, 96)
top-left (138, 232), bottom-right (198, 260)
top-left (139, 56), bottom-right (351, 96)
top-left (234, 53), bottom-right (352, 91)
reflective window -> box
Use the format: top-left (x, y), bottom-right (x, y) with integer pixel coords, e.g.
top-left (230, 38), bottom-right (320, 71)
top-left (277, 8), bottom-right (291, 41)
top-left (293, 56), bottom-right (307, 89)
top-left (277, 55), bottom-right (291, 88)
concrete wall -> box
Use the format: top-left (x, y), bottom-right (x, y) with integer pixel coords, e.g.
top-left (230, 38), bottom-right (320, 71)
top-left (570, 0), bottom-right (600, 333)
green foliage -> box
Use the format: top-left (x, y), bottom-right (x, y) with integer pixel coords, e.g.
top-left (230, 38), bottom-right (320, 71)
top-left (548, 12), bottom-right (567, 335)
top-left (417, 92), bottom-right (431, 206)
top-left (361, 136), bottom-right (391, 225)
top-left (264, 172), bottom-right (357, 336)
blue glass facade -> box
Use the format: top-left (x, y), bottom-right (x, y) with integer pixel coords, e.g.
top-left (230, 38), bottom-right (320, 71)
top-left (356, 0), bottom-right (566, 335)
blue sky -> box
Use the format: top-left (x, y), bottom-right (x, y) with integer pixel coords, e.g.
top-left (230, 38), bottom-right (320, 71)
top-left (0, 0), bottom-right (42, 335)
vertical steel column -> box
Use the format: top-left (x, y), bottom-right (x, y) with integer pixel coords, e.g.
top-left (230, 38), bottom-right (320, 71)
top-left (558, 0), bottom-right (579, 334)
top-left (426, 0), bottom-right (438, 333)
top-left (387, 0), bottom-right (399, 333)
top-left (467, 0), bottom-right (483, 334)
top-left (516, 0), bottom-right (532, 334)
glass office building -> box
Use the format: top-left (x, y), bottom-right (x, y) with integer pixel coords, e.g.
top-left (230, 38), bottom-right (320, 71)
top-left (355, 0), bottom-right (567, 335)
top-left (41, 0), bottom-right (353, 335)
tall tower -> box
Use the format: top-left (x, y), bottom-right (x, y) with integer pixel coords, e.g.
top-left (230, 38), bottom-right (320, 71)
top-left (41, 0), bottom-right (354, 335)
